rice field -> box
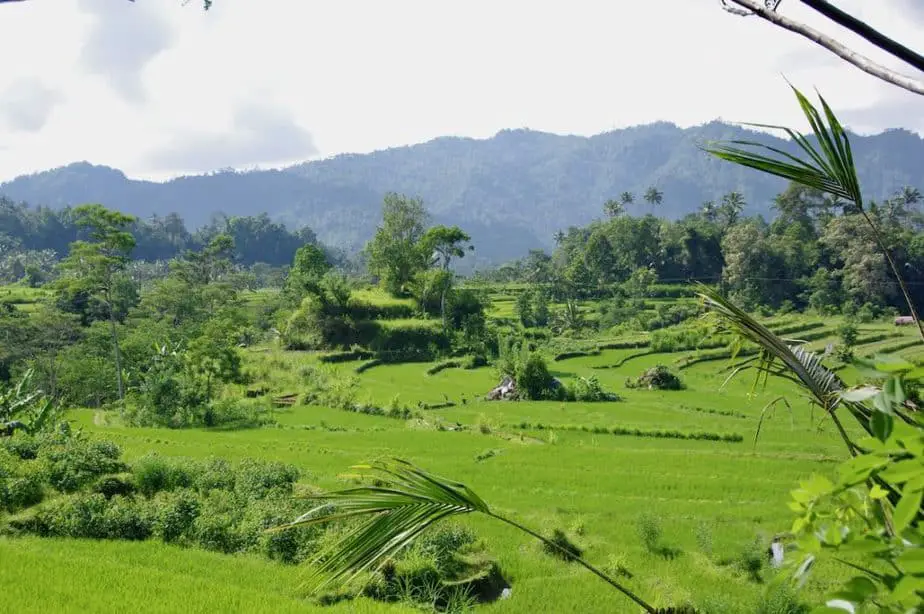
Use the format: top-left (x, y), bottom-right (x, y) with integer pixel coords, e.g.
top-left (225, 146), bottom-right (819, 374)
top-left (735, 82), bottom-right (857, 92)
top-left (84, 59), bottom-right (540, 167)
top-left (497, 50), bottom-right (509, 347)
top-left (4, 285), bottom-right (921, 613)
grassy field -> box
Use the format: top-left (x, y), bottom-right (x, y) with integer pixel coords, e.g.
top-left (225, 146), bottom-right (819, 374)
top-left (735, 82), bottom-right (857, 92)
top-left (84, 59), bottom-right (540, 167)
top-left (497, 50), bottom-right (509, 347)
top-left (3, 284), bottom-right (921, 613)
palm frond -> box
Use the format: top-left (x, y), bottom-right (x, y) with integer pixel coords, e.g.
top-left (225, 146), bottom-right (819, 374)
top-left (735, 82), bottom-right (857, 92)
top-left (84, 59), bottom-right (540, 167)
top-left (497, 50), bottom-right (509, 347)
top-left (272, 458), bottom-right (660, 613)
top-left (697, 285), bottom-right (877, 451)
top-left (702, 85), bottom-right (863, 206)
top-left (273, 458), bottom-right (490, 594)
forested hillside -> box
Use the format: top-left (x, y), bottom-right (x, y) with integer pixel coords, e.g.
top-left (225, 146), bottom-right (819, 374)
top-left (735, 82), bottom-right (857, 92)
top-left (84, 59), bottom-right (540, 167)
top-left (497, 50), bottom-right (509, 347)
top-left (2, 123), bottom-right (921, 263)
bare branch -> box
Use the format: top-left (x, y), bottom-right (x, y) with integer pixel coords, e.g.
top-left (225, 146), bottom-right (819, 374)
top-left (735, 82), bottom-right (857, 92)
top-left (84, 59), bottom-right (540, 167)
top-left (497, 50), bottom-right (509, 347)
top-left (800, 0), bottom-right (924, 74)
top-left (722, 0), bottom-right (924, 96)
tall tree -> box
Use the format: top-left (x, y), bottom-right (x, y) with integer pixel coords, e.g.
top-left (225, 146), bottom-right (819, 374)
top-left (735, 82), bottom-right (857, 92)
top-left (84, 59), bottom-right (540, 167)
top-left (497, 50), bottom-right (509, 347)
top-left (719, 191), bottom-right (746, 228)
top-left (418, 224), bottom-right (472, 329)
top-left (603, 199), bottom-right (624, 218)
top-left (419, 225), bottom-right (472, 270)
top-left (643, 187), bottom-right (663, 214)
top-left (58, 204), bottom-right (136, 401)
top-left (365, 193), bottom-right (429, 296)
top-left (285, 243), bottom-right (331, 301)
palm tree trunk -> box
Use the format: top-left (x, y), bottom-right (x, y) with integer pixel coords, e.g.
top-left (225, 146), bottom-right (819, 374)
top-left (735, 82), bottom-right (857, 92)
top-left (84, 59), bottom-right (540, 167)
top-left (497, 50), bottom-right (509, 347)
top-left (106, 294), bottom-right (124, 401)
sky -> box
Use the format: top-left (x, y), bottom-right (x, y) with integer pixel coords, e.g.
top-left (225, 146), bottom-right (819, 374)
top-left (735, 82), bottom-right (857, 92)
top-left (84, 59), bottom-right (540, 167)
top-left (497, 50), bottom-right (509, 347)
top-left (0, 0), bottom-right (921, 182)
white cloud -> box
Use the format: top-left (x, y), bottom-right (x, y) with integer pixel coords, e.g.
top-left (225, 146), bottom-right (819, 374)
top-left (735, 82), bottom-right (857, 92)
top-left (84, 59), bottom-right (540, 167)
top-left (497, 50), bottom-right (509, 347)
top-left (0, 79), bottom-right (63, 132)
top-left (0, 0), bottom-right (920, 182)
top-left (145, 102), bottom-right (318, 172)
top-left (78, 0), bottom-right (175, 103)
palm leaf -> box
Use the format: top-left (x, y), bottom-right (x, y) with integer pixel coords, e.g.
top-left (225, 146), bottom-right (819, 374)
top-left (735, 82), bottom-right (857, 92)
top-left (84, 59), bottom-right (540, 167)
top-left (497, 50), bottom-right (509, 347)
top-left (272, 458), bottom-right (659, 613)
top-left (272, 458), bottom-right (489, 593)
top-left (702, 84), bottom-right (862, 205)
top-left (696, 285), bottom-right (874, 450)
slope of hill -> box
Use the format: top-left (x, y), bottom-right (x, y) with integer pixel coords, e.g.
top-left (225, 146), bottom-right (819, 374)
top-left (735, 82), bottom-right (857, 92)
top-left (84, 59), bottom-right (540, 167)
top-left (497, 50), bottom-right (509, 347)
top-left (2, 123), bottom-right (922, 264)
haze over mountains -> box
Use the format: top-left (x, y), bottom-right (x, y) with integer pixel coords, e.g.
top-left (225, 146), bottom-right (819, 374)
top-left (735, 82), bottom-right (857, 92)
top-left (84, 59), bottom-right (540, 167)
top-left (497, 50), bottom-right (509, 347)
top-left (2, 121), bottom-right (922, 265)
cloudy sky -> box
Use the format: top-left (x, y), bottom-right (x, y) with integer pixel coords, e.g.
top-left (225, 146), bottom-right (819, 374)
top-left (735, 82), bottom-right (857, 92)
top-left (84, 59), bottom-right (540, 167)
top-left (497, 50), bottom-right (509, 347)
top-left (0, 0), bottom-right (921, 182)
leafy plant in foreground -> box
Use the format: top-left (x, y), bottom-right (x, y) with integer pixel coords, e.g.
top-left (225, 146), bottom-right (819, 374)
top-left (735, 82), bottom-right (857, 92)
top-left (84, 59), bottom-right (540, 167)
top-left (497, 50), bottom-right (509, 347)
top-left (274, 458), bottom-right (661, 613)
top-left (703, 87), bottom-right (924, 611)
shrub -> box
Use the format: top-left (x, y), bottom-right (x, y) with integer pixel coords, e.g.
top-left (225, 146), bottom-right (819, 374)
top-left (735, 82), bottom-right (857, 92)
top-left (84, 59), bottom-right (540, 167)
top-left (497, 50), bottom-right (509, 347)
top-left (133, 455), bottom-right (195, 498)
top-left (426, 359), bottom-right (462, 376)
top-left (371, 321), bottom-right (450, 362)
top-left (233, 458), bottom-right (299, 500)
top-left (152, 488), bottom-right (201, 543)
top-left (102, 495), bottom-right (154, 540)
top-left (626, 365), bottom-right (684, 390)
top-left (93, 474), bottom-right (135, 499)
top-left (569, 375), bottom-right (620, 402)
top-left (518, 353), bottom-right (554, 400)
top-left (41, 435), bottom-right (126, 494)
top-left (462, 354), bottom-right (487, 369)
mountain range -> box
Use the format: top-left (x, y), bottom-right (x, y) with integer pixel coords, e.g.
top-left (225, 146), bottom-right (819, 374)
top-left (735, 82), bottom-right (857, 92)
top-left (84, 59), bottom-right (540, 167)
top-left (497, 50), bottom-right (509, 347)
top-left (2, 121), bottom-right (922, 265)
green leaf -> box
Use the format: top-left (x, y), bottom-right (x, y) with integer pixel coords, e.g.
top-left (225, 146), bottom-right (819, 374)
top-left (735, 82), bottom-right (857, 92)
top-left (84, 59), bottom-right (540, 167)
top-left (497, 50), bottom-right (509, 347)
top-left (897, 548), bottom-right (924, 574)
top-left (839, 536), bottom-right (889, 555)
top-left (881, 459), bottom-right (924, 484)
top-left (869, 484), bottom-right (889, 500)
top-left (871, 411), bottom-right (894, 442)
top-left (833, 575), bottom-right (878, 601)
top-left (891, 574), bottom-right (924, 601)
top-left (839, 454), bottom-right (890, 483)
top-left (893, 487), bottom-right (923, 533)
top-left (840, 386), bottom-right (880, 402)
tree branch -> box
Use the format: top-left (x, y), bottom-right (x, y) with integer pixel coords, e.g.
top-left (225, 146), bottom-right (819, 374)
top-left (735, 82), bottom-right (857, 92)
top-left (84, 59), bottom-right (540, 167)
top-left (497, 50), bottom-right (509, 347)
top-left (722, 0), bottom-right (924, 96)
top-left (799, 0), bottom-right (924, 74)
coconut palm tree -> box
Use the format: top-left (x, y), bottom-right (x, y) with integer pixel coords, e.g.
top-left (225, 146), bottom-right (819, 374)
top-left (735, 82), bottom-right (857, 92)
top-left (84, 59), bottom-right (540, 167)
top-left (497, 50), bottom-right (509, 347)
top-left (719, 191), bottom-right (746, 227)
top-left (643, 187), bottom-right (663, 215)
top-left (701, 201), bottom-right (719, 223)
top-left (603, 199), bottom-right (624, 218)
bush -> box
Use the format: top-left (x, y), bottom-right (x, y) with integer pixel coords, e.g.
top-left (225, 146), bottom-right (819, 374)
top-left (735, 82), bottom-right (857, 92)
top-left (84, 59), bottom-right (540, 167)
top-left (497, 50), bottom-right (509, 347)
top-left (569, 375), bottom-right (620, 402)
top-left (518, 353), bottom-right (554, 400)
top-left (152, 489), bottom-right (201, 543)
top-left (371, 321), bottom-right (450, 362)
top-left (426, 359), bottom-right (462, 376)
top-left (649, 325), bottom-right (734, 353)
top-left (626, 365), bottom-right (684, 390)
top-left (93, 474), bottom-right (135, 499)
top-left (462, 354), bottom-right (487, 369)
top-left (133, 455), bottom-right (195, 498)
top-left (41, 435), bottom-right (126, 494)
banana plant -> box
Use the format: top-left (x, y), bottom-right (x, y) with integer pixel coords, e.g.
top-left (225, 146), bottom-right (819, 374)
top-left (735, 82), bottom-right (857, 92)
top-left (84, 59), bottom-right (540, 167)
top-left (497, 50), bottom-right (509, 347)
top-left (0, 368), bottom-right (59, 436)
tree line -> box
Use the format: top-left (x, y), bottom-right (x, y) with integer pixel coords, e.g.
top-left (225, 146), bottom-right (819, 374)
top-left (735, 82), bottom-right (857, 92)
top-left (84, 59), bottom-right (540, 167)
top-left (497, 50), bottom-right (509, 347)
top-left (481, 182), bottom-right (924, 314)
top-left (0, 197), bottom-right (345, 286)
